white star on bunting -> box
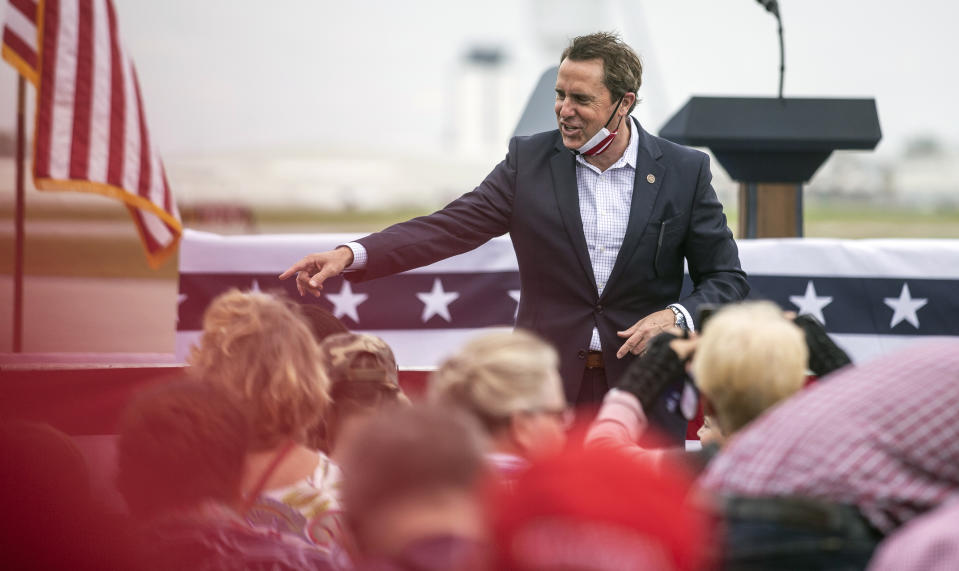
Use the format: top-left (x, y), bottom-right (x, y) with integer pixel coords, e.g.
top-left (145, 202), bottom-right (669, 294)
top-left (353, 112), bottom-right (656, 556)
top-left (326, 281), bottom-right (369, 324)
top-left (417, 278), bottom-right (460, 323)
top-left (884, 283), bottom-right (927, 329)
top-left (249, 279), bottom-right (261, 293)
top-left (789, 280), bottom-right (833, 324)
top-left (508, 290), bottom-right (521, 320)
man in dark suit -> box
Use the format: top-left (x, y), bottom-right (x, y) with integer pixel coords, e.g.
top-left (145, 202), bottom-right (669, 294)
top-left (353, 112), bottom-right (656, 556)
top-left (281, 32), bottom-right (748, 442)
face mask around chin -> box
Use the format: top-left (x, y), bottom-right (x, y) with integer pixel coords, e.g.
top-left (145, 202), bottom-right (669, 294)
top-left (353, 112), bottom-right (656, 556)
top-left (575, 127), bottom-right (618, 156)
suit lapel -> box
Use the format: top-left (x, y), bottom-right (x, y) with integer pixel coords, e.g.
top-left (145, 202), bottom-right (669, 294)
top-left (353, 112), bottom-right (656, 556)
top-left (550, 144), bottom-right (597, 288)
top-left (603, 120), bottom-right (664, 298)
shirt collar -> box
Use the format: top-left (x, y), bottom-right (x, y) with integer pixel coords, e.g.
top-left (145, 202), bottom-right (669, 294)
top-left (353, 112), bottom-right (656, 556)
top-left (575, 117), bottom-right (639, 172)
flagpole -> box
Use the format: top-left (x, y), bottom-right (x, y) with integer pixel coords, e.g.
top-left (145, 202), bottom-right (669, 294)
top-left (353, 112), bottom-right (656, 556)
top-left (13, 75), bottom-right (26, 353)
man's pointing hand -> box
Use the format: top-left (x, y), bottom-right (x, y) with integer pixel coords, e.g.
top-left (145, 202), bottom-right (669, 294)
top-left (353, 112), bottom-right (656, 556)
top-left (278, 246), bottom-right (354, 297)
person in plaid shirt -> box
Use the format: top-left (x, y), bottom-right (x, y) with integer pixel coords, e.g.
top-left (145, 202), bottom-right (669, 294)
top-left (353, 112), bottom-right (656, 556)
top-left (700, 339), bottom-right (959, 570)
top-left (867, 498), bottom-right (959, 571)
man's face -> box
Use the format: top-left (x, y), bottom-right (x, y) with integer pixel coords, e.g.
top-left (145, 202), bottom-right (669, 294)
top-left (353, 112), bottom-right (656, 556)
top-left (554, 57), bottom-right (619, 150)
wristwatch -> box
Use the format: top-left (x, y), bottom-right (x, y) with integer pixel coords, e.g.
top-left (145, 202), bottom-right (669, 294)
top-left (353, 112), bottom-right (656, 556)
top-left (668, 305), bottom-right (689, 331)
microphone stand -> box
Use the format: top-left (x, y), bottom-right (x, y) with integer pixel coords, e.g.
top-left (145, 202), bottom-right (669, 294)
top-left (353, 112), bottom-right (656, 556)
top-left (757, 0), bottom-right (785, 99)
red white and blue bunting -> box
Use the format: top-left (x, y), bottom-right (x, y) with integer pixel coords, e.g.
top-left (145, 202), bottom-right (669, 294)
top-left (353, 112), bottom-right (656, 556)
top-left (177, 230), bottom-right (959, 369)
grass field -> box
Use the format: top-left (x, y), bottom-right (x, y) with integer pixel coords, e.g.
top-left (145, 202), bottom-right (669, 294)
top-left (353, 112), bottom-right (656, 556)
top-left (2, 202), bottom-right (959, 279)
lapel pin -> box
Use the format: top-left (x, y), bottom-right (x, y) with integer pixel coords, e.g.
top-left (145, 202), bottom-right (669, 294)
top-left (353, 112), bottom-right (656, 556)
top-left (646, 173), bottom-right (656, 184)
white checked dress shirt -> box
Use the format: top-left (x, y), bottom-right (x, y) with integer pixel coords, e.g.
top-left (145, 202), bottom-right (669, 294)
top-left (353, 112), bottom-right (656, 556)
top-left (344, 121), bottom-right (690, 352)
top-left (576, 122), bottom-right (637, 350)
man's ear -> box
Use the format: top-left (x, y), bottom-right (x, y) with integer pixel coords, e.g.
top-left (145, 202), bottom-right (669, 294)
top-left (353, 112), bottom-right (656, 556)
top-left (620, 92), bottom-right (637, 115)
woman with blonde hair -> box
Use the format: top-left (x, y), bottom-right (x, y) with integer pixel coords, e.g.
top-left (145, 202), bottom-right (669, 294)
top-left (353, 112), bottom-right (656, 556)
top-left (587, 301), bottom-right (817, 475)
top-left (430, 329), bottom-right (570, 482)
top-left (692, 301), bottom-right (809, 437)
top-left (188, 289), bottom-right (342, 547)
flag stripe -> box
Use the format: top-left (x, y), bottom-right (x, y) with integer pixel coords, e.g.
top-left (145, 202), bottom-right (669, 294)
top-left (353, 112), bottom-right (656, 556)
top-left (149, 125), bottom-right (162, 207)
top-left (129, 207), bottom-right (161, 253)
top-left (139, 208), bottom-right (174, 251)
top-left (6, 1), bottom-right (37, 48)
top-left (120, 53), bottom-right (140, 193)
top-left (10, 0), bottom-right (37, 23)
top-left (33, 0), bottom-right (60, 177)
top-left (68, 0), bottom-right (93, 179)
top-left (104, 0), bottom-right (124, 186)
top-left (132, 67), bottom-right (151, 199)
top-left (161, 164), bottom-right (173, 212)
top-left (2, 27), bottom-right (36, 69)
top-left (46, 0), bottom-right (79, 179)
top-left (86, 0), bottom-right (110, 183)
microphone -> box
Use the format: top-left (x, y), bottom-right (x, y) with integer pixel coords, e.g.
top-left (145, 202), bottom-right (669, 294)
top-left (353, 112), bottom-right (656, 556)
top-left (756, 0), bottom-right (779, 17)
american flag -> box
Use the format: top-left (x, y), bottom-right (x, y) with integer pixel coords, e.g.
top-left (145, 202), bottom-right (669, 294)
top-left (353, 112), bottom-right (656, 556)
top-left (2, 0), bottom-right (181, 267)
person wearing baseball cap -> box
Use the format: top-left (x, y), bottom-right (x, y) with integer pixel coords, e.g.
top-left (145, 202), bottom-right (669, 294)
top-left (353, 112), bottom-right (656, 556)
top-left (316, 332), bottom-right (411, 459)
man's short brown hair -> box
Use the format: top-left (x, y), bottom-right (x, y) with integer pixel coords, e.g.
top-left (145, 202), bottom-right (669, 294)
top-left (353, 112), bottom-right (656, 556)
top-left (561, 31), bottom-right (643, 113)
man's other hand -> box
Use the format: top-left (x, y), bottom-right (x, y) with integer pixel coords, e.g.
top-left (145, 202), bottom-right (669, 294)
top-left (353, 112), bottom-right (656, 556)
top-left (278, 247), bottom-right (354, 297)
top-left (615, 308), bottom-right (675, 359)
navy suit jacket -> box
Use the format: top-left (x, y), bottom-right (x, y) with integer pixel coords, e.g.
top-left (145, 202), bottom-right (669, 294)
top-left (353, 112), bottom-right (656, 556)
top-left (348, 119), bottom-right (748, 439)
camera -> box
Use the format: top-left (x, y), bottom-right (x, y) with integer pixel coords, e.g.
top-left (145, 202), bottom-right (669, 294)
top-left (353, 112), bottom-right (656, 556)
top-left (696, 303), bottom-right (719, 332)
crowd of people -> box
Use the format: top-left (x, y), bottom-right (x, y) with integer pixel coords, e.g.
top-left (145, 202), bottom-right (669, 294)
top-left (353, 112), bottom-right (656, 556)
top-left (3, 25), bottom-right (953, 570)
top-left (3, 287), bottom-right (958, 570)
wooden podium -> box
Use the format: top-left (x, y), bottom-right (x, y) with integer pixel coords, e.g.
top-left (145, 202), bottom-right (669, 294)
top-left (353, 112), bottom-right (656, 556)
top-left (660, 97), bottom-right (882, 238)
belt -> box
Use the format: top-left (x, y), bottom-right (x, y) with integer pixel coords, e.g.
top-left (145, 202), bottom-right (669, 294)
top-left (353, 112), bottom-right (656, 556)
top-left (585, 350), bottom-right (604, 369)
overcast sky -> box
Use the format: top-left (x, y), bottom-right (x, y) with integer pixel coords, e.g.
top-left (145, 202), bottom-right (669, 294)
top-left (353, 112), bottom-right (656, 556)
top-left (2, 0), bottom-right (957, 158)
